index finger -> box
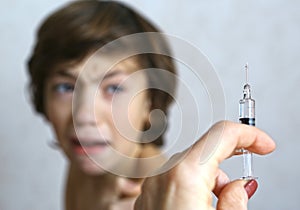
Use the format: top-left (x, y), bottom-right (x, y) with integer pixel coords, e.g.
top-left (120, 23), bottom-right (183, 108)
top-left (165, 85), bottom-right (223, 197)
top-left (187, 121), bottom-right (276, 164)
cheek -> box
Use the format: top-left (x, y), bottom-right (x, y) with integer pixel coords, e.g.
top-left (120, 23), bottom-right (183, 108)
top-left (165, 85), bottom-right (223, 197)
top-left (128, 103), bottom-right (147, 131)
top-left (103, 88), bottom-right (149, 146)
top-left (107, 98), bottom-right (144, 142)
top-left (128, 93), bottom-right (149, 131)
top-left (45, 96), bottom-right (72, 140)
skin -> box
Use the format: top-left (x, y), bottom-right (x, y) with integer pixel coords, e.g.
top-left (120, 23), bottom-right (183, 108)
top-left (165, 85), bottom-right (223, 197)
top-left (44, 52), bottom-right (276, 210)
top-left (134, 121), bottom-right (276, 210)
top-left (45, 54), bottom-right (150, 174)
top-left (44, 54), bottom-right (156, 209)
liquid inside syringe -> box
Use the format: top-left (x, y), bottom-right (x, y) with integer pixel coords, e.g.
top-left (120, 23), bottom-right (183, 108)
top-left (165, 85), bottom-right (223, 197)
top-left (239, 63), bottom-right (256, 180)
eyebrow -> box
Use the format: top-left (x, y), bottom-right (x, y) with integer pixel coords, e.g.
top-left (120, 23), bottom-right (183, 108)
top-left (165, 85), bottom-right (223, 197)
top-left (51, 69), bottom-right (77, 80)
top-left (103, 70), bottom-right (128, 80)
top-left (88, 70), bottom-right (129, 84)
top-left (50, 69), bottom-right (129, 83)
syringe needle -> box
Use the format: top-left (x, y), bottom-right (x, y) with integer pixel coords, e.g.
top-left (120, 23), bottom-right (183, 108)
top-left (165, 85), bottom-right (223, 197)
top-left (245, 62), bottom-right (249, 85)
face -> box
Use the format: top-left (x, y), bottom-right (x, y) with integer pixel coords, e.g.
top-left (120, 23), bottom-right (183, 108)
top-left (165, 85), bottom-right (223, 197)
top-left (44, 54), bottom-right (150, 175)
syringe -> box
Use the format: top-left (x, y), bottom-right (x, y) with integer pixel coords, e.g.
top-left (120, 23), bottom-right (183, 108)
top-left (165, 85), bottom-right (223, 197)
top-left (239, 63), bottom-right (256, 180)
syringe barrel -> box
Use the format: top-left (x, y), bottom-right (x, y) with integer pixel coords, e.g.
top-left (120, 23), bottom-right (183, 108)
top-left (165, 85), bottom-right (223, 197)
top-left (239, 98), bottom-right (255, 126)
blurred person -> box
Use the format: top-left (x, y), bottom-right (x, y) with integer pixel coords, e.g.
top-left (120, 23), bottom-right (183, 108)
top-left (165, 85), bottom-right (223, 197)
top-left (27, 1), bottom-right (276, 210)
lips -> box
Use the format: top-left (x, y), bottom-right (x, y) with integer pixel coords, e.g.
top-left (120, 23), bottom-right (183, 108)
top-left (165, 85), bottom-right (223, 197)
top-left (71, 137), bottom-right (110, 155)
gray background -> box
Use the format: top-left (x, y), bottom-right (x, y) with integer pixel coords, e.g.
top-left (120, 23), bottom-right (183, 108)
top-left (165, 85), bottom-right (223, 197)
top-left (1, 0), bottom-right (299, 209)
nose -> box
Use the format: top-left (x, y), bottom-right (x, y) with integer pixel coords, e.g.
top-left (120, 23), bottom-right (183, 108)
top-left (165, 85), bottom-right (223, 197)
top-left (72, 85), bottom-right (98, 127)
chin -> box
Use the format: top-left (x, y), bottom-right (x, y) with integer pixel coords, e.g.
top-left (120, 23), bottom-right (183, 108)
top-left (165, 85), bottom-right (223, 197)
top-left (81, 165), bottom-right (107, 176)
top-left (76, 156), bottom-right (107, 176)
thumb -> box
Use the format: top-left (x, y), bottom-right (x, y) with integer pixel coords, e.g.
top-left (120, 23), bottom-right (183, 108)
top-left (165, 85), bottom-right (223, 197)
top-left (118, 178), bottom-right (142, 198)
top-left (217, 179), bottom-right (258, 210)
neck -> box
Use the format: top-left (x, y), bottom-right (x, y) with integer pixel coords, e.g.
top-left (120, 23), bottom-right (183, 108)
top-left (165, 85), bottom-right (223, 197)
top-left (65, 163), bottom-right (120, 210)
top-left (65, 144), bottom-right (163, 210)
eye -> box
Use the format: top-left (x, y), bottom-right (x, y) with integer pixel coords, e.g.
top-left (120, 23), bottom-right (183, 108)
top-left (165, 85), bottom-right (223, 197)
top-left (105, 84), bottom-right (124, 95)
top-left (52, 83), bottom-right (74, 94)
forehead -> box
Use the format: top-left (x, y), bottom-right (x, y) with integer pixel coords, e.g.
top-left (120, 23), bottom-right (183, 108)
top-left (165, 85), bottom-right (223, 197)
top-left (50, 53), bottom-right (145, 81)
top-left (85, 54), bottom-right (141, 74)
top-left (79, 54), bottom-right (144, 83)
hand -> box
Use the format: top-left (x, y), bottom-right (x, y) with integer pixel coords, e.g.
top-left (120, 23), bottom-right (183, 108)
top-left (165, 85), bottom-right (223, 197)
top-left (109, 178), bottom-right (141, 210)
top-left (134, 121), bottom-right (276, 210)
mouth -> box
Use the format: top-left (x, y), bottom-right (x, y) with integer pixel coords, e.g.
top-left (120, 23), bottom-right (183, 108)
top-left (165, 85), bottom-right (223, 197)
top-left (71, 137), bottom-right (110, 155)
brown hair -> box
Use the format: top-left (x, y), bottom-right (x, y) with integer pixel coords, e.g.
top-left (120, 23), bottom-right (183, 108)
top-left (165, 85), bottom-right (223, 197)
top-left (27, 0), bottom-right (177, 146)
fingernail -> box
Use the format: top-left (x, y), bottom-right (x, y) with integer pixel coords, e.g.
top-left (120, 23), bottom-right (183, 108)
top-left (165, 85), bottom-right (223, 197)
top-left (244, 179), bottom-right (258, 199)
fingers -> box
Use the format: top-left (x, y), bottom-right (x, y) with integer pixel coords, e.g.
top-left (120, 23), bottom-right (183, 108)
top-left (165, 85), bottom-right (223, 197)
top-left (134, 195), bottom-right (143, 210)
top-left (187, 121), bottom-right (276, 164)
top-left (118, 178), bottom-right (142, 198)
top-left (213, 169), bottom-right (230, 197)
top-left (110, 197), bottom-right (137, 210)
top-left (134, 121), bottom-right (274, 210)
top-left (216, 179), bottom-right (258, 210)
